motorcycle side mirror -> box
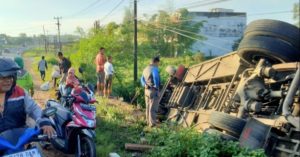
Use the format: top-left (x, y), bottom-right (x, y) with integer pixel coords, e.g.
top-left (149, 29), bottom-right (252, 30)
top-left (43, 107), bottom-right (57, 117)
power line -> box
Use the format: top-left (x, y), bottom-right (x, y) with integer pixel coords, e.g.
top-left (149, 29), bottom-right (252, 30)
top-left (161, 24), bottom-right (204, 37)
top-left (166, 25), bottom-right (240, 44)
top-left (182, 0), bottom-right (231, 9)
top-left (145, 22), bottom-right (231, 52)
top-left (64, 0), bottom-right (105, 19)
top-left (157, 10), bottom-right (293, 24)
top-left (101, 0), bottom-right (125, 22)
top-left (181, 0), bottom-right (225, 8)
top-left (137, 17), bottom-right (243, 50)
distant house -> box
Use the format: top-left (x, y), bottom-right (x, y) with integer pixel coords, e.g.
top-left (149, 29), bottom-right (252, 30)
top-left (189, 8), bottom-right (246, 56)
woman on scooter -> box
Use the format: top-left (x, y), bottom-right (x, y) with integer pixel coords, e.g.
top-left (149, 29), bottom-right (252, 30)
top-left (66, 67), bottom-right (80, 88)
top-left (59, 67), bottom-right (80, 97)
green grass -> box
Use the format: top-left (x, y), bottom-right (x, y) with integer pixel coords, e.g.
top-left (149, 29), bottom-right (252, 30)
top-left (95, 97), bottom-right (145, 156)
top-left (94, 97), bottom-right (266, 157)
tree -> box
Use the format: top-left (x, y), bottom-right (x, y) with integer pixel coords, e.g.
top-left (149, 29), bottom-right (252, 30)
top-left (16, 33), bottom-right (31, 46)
top-left (143, 8), bottom-right (204, 57)
top-left (106, 22), bottom-right (119, 35)
top-left (174, 8), bottom-right (205, 56)
top-left (120, 7), bottom-right (134, 55)
top-left (74, 26), bottom-right (86, 38)
top-left (293, 3), bottom-right (299, 27)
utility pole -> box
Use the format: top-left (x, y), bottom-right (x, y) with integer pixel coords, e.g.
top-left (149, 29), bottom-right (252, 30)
top-left (43, 25), bottom-right (48, 54)
top-left (133, 0), bottom-right (138, 82)
top-left (94, 20), bottom-right (100, 32)
top-left (46, 30), bottom-right (50, 52)
top-left (54, 16), bottom-right (62, 51)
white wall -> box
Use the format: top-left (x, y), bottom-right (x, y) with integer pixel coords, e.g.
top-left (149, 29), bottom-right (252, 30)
top-left (189, 12), bottom-right (246, 56)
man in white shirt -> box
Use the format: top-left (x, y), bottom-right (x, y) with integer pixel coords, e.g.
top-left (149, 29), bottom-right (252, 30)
top-left (104, 56), bottom-right (114, 97)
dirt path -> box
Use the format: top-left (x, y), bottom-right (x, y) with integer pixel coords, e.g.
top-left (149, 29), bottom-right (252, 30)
top-left (24, 57), bottom-right (71, 157)
top-left (25, 57), bottom-right (51, 106)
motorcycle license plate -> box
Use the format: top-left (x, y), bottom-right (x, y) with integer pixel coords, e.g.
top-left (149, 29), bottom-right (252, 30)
top-left (3, 147), bottom-right (42, 157)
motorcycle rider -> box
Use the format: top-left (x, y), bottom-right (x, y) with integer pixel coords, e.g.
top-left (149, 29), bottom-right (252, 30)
top-left (0, 58), bottom-right (55, 145)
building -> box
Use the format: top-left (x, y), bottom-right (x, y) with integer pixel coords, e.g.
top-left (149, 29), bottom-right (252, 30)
top-left (190, 8), bottom-right (246, 56)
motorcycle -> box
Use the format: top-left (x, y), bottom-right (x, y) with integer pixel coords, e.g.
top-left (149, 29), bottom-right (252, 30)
top-left (45, 87), bottom-right (97, 157)
top-left (0, 128), bottom-right (48, 157)
top-left (56, 67), bottom-right (95, 105)
top-left (57, 83), bottom-right (95, 108)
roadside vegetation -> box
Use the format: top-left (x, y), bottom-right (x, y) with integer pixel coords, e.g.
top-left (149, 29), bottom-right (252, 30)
top-left (91, 97), bottom-right (267, 157)
top-left (24, 51), bottom-right (267, 157)
top-left (22, 7), bottom-right (267, 157)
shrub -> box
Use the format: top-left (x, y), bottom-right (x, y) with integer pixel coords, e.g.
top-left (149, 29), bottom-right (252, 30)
top-left (146, 126), bottom-right (266, 157)
top-left (46, 57), bottom-right (58, 65)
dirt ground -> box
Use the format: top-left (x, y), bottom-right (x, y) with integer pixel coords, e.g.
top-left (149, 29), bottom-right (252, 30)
top-left (24, 57), bottom-right (71, 157)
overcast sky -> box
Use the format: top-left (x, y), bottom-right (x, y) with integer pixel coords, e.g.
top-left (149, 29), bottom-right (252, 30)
top-left (0, 0), bottom-right (298, 36)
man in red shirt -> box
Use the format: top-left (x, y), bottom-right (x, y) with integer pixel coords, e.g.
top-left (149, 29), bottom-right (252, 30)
top-left (95, 47), bottom-right (106, 96)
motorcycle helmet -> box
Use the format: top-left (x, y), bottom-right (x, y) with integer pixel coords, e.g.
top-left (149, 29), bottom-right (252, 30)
top-left (0, 58), bottom-right (21, 78)
top-left (14, 56), bottom-right (24, 69)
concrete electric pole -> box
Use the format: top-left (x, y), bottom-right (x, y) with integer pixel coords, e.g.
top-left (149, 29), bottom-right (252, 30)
top-left (54, 16), bottom-right (62, 51)
top-left (133, 0), bottom-right (138, 82)
top-left (43, 25), bottom-right (48, 54)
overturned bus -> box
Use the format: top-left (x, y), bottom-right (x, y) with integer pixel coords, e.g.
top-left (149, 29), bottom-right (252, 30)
top-left (158, 19), bottom-right (300, 156)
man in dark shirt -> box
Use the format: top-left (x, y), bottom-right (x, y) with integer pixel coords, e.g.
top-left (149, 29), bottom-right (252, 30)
top-left (57, 52), bottom-right (71, 84)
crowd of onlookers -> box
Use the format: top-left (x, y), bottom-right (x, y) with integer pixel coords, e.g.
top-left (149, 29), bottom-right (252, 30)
top-left (16, 47), bottom-right (115, 98)
top-left (7, 47), bottom-right (161, 129)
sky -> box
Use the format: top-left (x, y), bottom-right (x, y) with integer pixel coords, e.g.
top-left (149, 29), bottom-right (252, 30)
top-left (0, 0), bottom-right (298, 36)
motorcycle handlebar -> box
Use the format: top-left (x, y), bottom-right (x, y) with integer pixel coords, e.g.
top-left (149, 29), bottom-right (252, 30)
top-left (31, 134), bottom-right (57, 142)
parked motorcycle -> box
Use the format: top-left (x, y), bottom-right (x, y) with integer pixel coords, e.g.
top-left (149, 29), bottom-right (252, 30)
top-left (56, 67), bottom-right (95, 105)
top-left (0, 128), bottom-right (51, 157)
top-left (45, 87), bottom-right (97, 157)
top-left (57, 83), bottom-right (95, 108)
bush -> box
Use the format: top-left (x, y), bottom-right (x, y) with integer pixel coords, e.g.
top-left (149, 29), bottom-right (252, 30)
top-left (79, 63), bottom-right (96, 83)
top-left (193, 52), bottom-right (205, 62)
top-left (46, 57), bottom-right (58, 65)
top-left (146, 126), bottom-right (266, 157)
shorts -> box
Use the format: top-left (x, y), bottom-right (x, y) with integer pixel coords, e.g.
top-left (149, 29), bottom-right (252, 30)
top-left (97, 72), bottom-right (105, 84)
top-left (40, 71), bottom-right (45, 76)
top-left (104, 75), bottom-right (113, 89)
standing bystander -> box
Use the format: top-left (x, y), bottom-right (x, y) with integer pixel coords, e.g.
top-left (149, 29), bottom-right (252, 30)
top-left (140, 56), bottom-right (161, 127)
top-left (104, 56), bottom-right (114, 97)
top-left (95, 47), bottom-right (106, 96)
top-left (57, 52), bottom-right (71, 84)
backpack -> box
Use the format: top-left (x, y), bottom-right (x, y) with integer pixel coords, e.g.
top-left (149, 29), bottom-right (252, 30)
top-left (65, 58), bottom-right (71, 69)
